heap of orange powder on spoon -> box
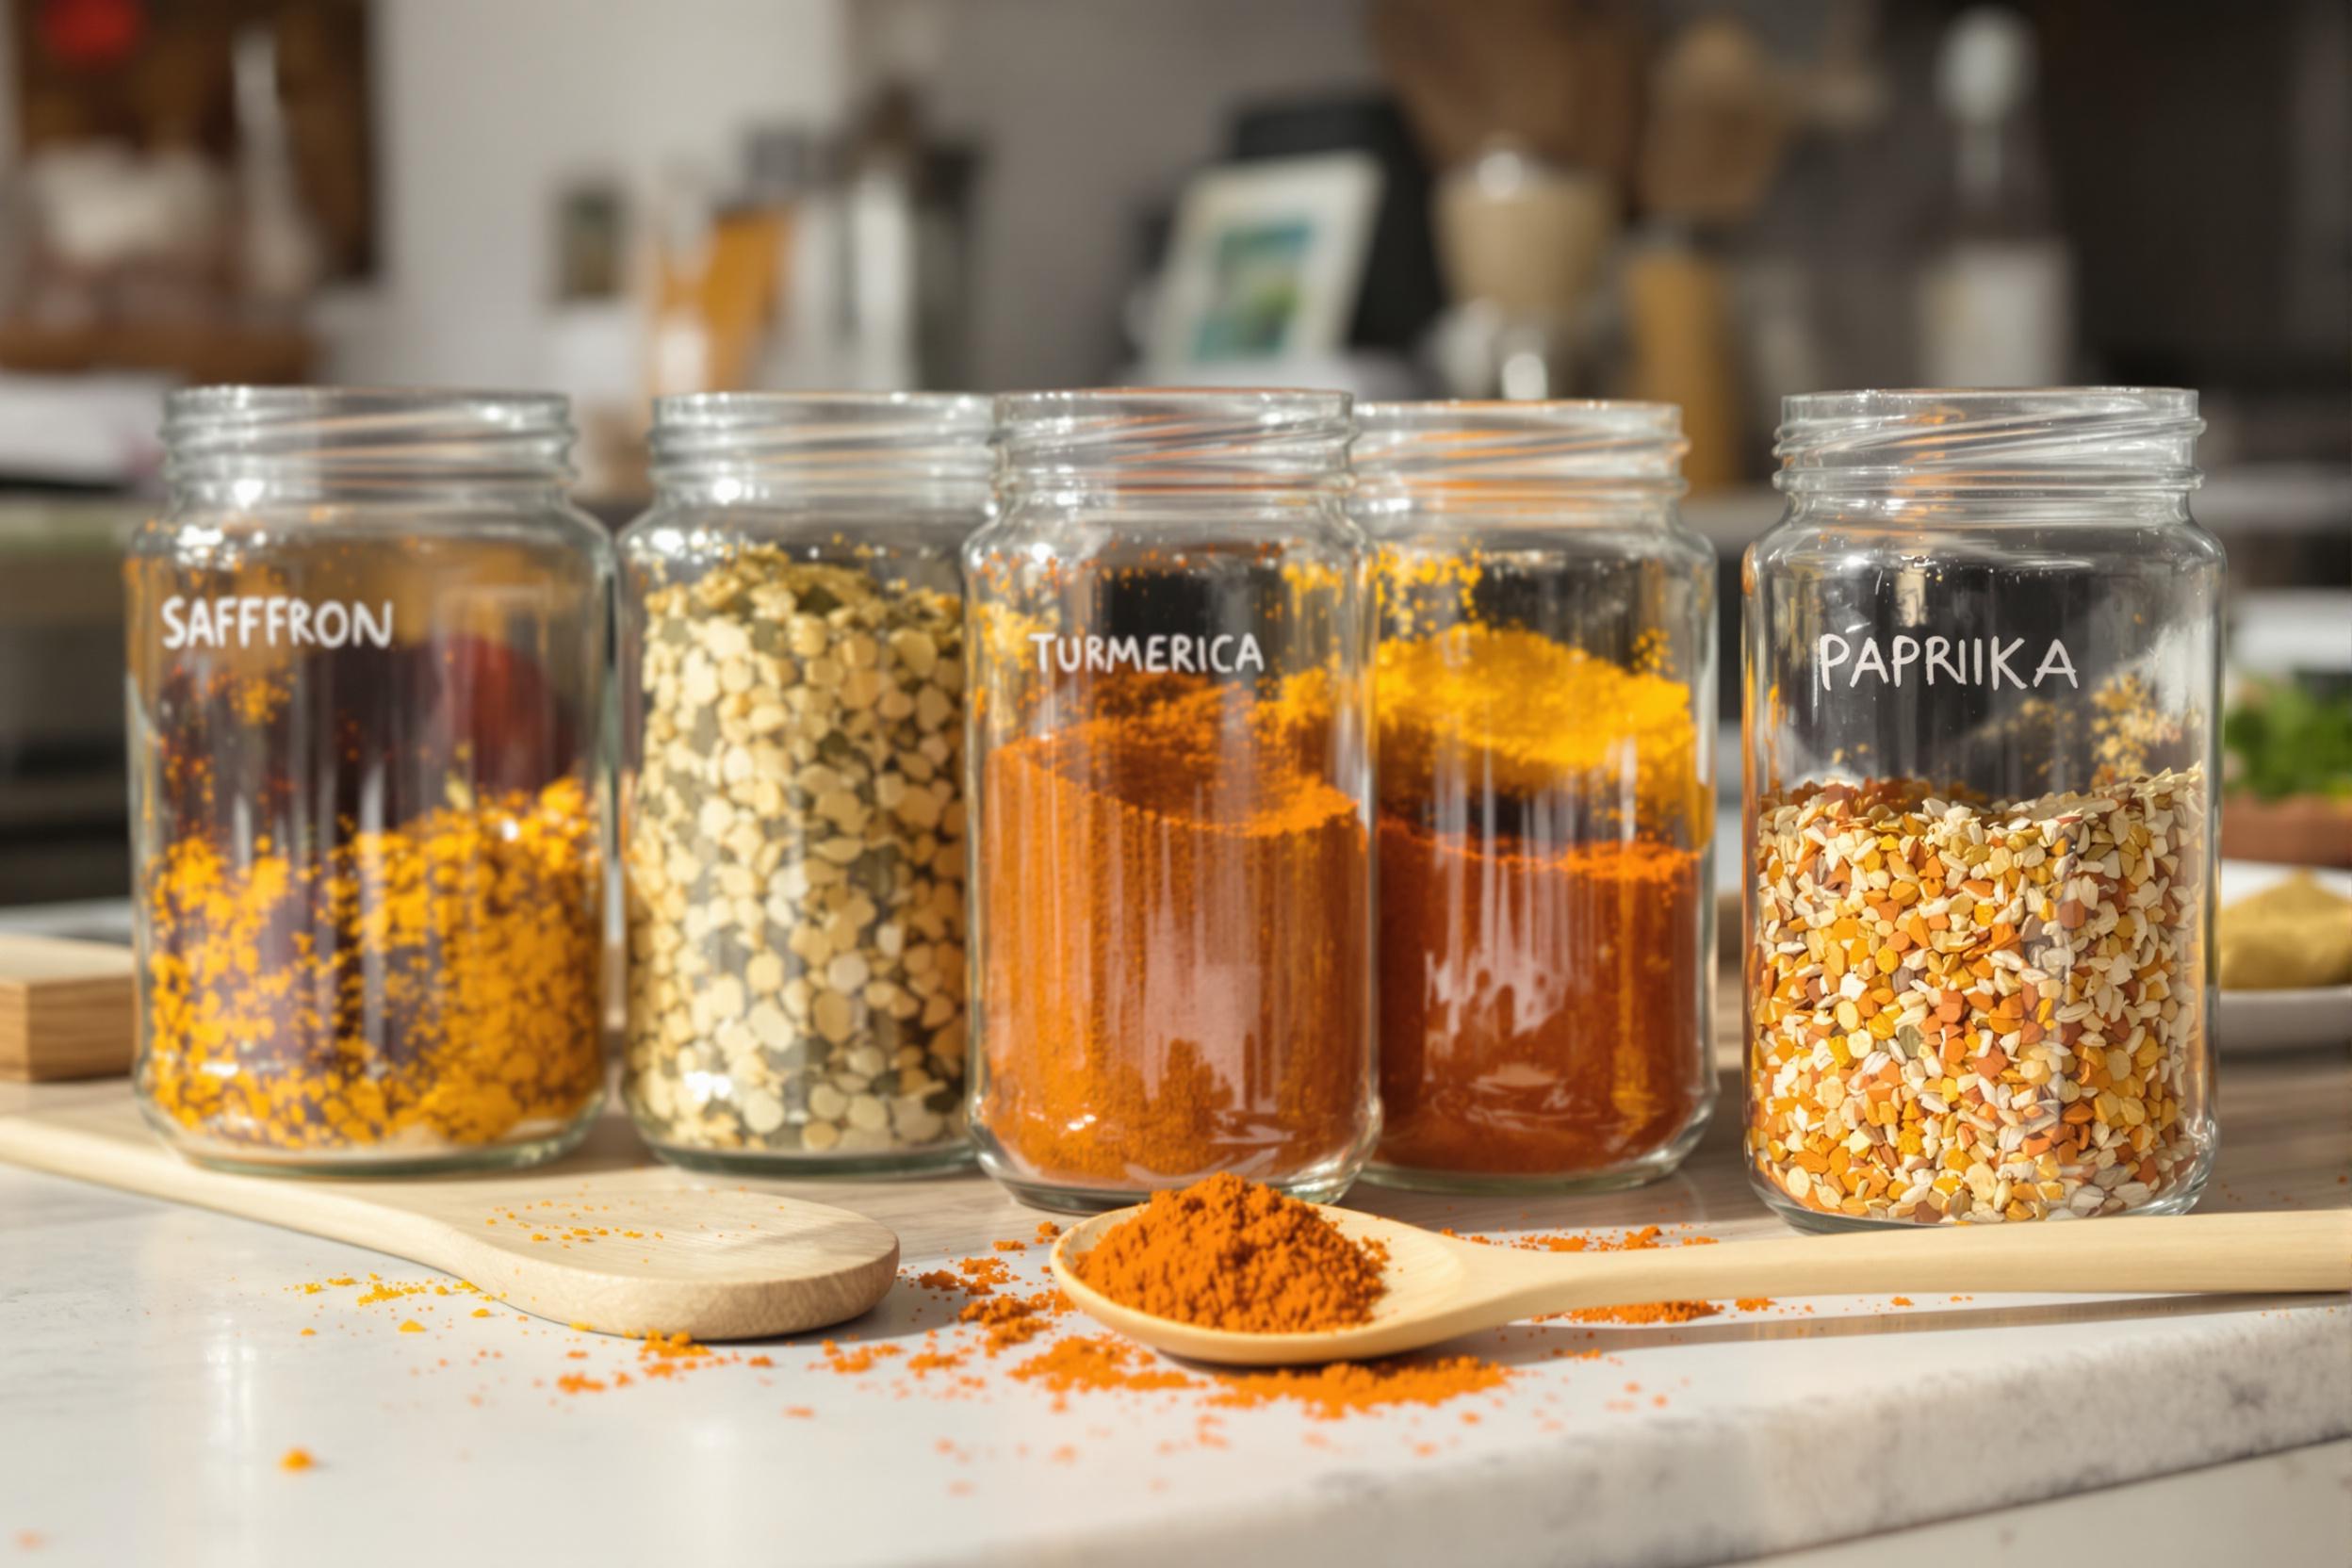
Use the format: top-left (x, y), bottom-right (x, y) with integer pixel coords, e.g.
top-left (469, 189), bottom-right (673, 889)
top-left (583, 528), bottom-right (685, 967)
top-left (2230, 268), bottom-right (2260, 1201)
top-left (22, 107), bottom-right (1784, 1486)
top-left (1067, 1170), bottom-right (1387, 1332)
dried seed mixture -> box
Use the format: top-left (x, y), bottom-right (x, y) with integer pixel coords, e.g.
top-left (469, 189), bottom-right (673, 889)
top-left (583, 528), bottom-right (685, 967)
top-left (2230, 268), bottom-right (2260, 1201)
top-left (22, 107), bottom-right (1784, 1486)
top-left (1747, 767), bottom-right (2207, 1223)
top-left (625, 550), bottom-right (969, 1162)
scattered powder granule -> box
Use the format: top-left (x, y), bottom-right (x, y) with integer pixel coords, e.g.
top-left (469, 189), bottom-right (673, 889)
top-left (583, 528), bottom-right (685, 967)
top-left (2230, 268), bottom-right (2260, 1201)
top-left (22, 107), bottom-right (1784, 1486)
top-left (1563, 1300), bottom-right (1720, 1326)
top-left (960, 1289), bottom-right (1071, 1353)
top-left (1008, 1335), bottom-right (1197, 1400)
top-left (1209, 1356), bottom-right (1511, 1420)
top-left (277, 1448), bottom-right (315, 1473)
top-left (1747, 769), bottom-right (2207, 1223)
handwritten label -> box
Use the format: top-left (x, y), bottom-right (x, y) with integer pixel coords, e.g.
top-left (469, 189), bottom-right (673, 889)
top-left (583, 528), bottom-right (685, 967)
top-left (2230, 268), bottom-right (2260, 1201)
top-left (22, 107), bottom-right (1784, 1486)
top-left (161, 596), bottom-right (395, 651)
top-left (1029, 632), bottom-right (1266, 677)
top-left (1818, 629), bottom-right (2076, 693)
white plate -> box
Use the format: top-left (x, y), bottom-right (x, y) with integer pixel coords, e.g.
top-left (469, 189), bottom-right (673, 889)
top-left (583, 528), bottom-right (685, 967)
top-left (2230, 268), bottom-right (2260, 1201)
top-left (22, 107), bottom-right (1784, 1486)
top-left (2217, 860), bottom-right (2352, 1053)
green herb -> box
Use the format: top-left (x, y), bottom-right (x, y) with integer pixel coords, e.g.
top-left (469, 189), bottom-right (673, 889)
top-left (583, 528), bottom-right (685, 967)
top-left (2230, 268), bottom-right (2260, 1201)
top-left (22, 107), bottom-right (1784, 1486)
top-left (2224, 680), bottom-right (2352, 801)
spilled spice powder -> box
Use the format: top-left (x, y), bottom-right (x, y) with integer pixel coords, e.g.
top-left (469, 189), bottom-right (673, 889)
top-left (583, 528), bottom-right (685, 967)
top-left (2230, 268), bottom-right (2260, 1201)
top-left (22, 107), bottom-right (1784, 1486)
top-left (1069, 1172), bottom-right (1386, 1332)
top-left (1563, 1300), bottom-right (1719, 1326)
top-left (960, 1290), bottom-right (1070, 1354)
top-left (1011, 1335), bottom-right (1197, 1402)
top-left (277, 1448), bottom-right (315, 1472)
top-left (1211, 1356), bottom-right (1510, 1420)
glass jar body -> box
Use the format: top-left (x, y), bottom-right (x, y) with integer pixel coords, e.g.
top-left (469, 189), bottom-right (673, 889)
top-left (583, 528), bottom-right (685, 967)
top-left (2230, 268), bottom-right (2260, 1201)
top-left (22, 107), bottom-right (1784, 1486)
top-left (1744, 469), bottom-right (2222, 1228)
top-left (128, 394), bottom-right (611, 1175)
top-left (965, 413), bottom-right (1376, 1210)
top-left (618, 396), bottom-right (988, 1174)
top-left (1360, 482), bottom-right (1717, 1194)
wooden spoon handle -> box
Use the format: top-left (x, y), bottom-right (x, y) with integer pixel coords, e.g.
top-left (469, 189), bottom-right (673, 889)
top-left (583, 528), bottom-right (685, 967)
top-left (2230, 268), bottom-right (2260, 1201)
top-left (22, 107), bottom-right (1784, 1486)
top-left (1487, 1211), bottom-right (2352, 1317)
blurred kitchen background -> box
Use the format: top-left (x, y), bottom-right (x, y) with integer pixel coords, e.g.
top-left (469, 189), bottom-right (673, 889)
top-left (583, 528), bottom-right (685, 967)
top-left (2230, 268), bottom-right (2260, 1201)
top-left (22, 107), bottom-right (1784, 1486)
top-left (0, 0), bottom-right (2346, 908)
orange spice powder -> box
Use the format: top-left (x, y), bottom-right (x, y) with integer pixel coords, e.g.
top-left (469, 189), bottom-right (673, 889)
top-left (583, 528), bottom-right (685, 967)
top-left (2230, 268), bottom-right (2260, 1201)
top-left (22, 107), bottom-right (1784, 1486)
top-left (975, 675), bottom-right (1369, 1188)
top-left (1068, 1172), bottom-right (1384, 1333)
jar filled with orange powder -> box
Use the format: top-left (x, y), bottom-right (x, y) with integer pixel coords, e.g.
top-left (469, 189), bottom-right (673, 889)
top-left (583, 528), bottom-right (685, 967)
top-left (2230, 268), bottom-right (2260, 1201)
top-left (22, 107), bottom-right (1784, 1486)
top-left (966, 390), bottom-right (1376, 1211)
top-left (1356, 401), bottom-right (1717, 1193)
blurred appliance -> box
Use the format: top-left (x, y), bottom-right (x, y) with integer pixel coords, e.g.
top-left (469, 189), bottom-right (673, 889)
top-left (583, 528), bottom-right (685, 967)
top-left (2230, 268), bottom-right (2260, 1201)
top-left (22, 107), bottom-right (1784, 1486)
top-left (1625, 14), bottom-right (1794, 492)
top-left (0, 500), bottom-right (135, 906)
top-left (1144, 154), bottom-right (1383, 381)
top-left (1918, 7), bottom-right (2072, 387)
top-left (1372, 0), bottom-right (1645, 400)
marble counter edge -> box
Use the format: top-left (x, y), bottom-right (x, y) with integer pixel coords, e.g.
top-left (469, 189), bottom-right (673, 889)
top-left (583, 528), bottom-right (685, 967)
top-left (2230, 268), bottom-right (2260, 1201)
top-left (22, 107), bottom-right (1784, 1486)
top-left (947, 1300), bottom-right (2352, 1568)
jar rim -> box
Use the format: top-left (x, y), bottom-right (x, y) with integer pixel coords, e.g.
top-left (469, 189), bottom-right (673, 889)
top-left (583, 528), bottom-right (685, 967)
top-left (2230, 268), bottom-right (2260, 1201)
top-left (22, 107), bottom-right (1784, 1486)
top-left (650, 391), bottom-right (994, 499)
top-left (164, 384), bottom-right (574, 488)
top-left (652, 390), bottom-right (994, 430)
top-left (995, 387), bottom-right (1351, 490)
top-left (1353, 399), bottom-right (1687, 495)
top-left (1774, 386), bottom-right (2202, 495)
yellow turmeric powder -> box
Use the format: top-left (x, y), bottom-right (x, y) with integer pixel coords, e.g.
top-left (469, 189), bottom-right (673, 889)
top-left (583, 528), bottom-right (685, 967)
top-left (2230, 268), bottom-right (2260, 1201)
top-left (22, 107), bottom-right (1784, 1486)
top-left (1373, 622), bottom-right (1711, 1183)
top-left (139, 776), bottom-right (603, 1164)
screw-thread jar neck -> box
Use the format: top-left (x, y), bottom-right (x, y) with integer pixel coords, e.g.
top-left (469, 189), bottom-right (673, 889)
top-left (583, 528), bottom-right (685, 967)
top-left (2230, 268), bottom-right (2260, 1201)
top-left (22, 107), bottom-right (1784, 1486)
top-left (1774, 388), bottom-right (2203, 501)
top-left (1352, 400), bottom-right (1688, 514)
top-left (651, 392), bottom-right (994, 511)
top-left (995, 389), bottom-right (1351, 502)
top-left (164, 386), bottom-right (575, 504)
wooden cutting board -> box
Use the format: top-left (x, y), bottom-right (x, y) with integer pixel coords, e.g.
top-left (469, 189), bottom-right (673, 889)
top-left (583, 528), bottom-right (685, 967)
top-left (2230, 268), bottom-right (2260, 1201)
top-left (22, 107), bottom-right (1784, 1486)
top-left (0, 1092), bottom-right (900, 1340)
top-left (0, 934), bottom-right (135, 1081)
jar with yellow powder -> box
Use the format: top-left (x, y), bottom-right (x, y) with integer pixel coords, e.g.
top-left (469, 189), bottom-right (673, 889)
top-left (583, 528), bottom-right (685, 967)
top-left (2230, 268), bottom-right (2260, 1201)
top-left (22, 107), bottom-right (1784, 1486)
top-left (128, 388), bottom-right (611, 1174)
top-left (1356, 401), bottom-right (1716, 1193)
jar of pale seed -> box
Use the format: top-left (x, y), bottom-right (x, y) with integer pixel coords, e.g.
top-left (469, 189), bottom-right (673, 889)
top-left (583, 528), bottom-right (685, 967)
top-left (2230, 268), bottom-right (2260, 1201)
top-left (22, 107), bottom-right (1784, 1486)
top-left (619, 393), bottom-right (988, 1173)
top-left (1744, 389), bottom-right (2220, 1230)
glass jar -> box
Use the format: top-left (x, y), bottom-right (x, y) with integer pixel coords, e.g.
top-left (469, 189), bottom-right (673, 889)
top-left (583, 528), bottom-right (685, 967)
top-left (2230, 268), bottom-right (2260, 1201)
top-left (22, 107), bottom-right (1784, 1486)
top-left (129, 388), bottom-right (611, 1174)
top-left (619, 393), bottom-right (989, 1174)
top-left (1357, 402), bottom-right (1717, 1193)
top-left (967, 390), bottom-right (1376, 1210)
top-left (1743, 388), bottom-right (2220, 1229)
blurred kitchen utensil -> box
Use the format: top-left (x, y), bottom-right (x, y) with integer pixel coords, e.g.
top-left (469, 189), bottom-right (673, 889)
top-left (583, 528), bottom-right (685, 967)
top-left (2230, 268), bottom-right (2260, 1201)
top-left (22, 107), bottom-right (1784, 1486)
top-left (1626, 13), bottom-right (1794, 491)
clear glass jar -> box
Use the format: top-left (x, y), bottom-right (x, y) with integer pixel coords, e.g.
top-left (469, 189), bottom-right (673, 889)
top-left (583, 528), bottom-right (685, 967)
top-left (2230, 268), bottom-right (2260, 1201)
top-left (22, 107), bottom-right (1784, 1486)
top-left (1356, 401), bottom-right (1717, 1193)
top-left (128, 387), bottom-right (611, 1174)
top-left (967, 390), bottom-right (1376, 1210)
top-left (619, 393), bottom-right (989, 1174)
top-left (1743, 388), bottom-right (2220, 1229)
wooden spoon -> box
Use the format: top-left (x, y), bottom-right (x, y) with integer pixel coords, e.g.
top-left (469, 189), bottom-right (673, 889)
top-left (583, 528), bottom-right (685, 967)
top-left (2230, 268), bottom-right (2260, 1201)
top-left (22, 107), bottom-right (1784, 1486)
top-left (1051, 1205), bottom-right (2352, 1367)
top-left (0, 1093), bottom-right (900, 1340)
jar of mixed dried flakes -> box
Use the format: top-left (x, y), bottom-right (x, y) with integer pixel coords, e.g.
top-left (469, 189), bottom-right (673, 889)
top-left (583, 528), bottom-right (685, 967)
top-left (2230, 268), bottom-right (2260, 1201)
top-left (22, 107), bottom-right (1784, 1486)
top-left (1354, 401), bottom-right (1717, 1194)
top-left (966, 390), bottom-right (1376, 1211)
top-left (1743, 388), bottom-right (2220, 1229)
top-left (129, 388), bottom-right (612, 1174)
top-left (619, 393), bottom-right (988, 1173)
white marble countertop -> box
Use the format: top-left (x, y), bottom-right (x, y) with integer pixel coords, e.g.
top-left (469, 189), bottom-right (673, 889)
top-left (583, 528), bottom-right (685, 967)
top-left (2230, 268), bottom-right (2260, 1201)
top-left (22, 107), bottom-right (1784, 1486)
top-left (2, 1053), bottom-right (2347, 1568)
